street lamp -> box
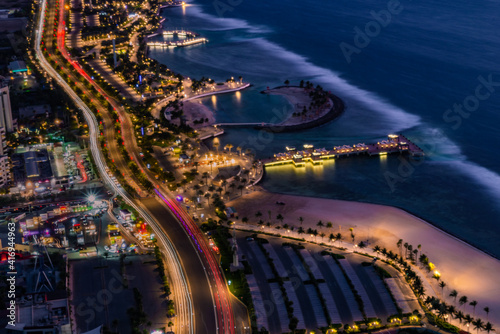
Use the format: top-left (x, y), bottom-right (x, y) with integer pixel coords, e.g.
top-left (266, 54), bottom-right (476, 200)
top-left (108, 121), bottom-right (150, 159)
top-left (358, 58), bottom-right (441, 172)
top-left (87, 194), bottom-right (96, 203)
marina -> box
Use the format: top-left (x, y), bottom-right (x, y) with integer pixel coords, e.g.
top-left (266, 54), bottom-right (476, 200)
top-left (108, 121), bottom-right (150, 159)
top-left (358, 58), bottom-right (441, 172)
top-left (263, 134), bottom-right (424, 167)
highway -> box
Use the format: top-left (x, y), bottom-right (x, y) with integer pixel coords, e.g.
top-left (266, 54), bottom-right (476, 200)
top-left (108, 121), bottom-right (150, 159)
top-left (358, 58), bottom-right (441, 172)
top-left (37, 0), bottom-right (245, 332)
top-left (56, 1), bottom-right (243, 332)
top-left (35, 0), bottom-right (195, 332)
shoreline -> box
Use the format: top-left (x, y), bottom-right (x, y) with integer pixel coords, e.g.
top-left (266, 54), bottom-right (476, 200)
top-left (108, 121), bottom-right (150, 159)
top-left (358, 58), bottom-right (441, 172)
top-left (228, 190), bottom-right (500, 327)
top-left (260, 186), bottom-right (500, 262)
top-left (258, 85), bottom-right (345, 132)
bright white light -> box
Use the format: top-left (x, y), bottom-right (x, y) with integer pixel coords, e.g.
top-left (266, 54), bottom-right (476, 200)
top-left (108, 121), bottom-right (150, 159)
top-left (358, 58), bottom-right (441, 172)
top-left (87, 195), bottom-right (96, 203)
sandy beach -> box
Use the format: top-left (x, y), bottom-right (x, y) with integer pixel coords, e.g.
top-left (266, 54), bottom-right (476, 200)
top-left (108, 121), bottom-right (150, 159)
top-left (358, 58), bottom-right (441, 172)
top-left (169, 100), bottom-right (215, 129)
top-left (228, 190), bottom-right (500, 327)
top-left (263, 86), bottom-right (334, 126)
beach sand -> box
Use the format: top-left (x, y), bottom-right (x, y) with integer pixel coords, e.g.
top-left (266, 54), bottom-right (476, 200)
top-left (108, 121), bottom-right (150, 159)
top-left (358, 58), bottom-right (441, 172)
top-left (264, 86), bottom-right (333, 126)
top-left (228, 190), bottom-right (500, 327)
top-left (170, 100), bottom-right (215, 129)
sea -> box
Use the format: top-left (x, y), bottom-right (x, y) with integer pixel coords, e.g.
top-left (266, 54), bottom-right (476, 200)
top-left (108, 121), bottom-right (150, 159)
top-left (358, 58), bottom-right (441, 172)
top-left (148, 0), bottom-right (500, 258)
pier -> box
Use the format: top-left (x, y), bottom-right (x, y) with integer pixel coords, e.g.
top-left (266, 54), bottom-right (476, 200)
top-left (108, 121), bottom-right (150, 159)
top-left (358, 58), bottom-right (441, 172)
top-left (147, 37), bottom-right (208, 48)
top-left (163, 30), bottom-right (199, 38)
top-left (159, 0), bottom-right (184, 8)
top-left (263, 134), bottom-right (424, 167)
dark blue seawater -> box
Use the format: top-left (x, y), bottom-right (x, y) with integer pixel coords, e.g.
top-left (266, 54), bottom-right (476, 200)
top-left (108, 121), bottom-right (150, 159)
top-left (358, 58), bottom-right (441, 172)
top-left (149, 0), bottom-right (500, 256)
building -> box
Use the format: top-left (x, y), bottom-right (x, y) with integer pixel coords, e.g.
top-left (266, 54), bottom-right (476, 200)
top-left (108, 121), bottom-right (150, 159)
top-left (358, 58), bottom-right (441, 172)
top-left (8, 60), bottom-right (28, 75)
top-left (179, 153), bottom-right (190, 164)
top-left (0, 9), bottom-right (9, 19)
top-left (0, 127), bottom-right (7, 155)
top-left (11, 148), bottom-right (53, 185)
top-left (0, 127), bottom-right (10, 187)
top-left (0, 154), bottom-right (10, 187)
top-left (5, 292), bottom-right (71, 334)
top-left (0, 84), bottom-right (13, 132)
top-left (18, 104), bottom-right (51, 119)
top-left (119, 209), bottom-right (132, 221)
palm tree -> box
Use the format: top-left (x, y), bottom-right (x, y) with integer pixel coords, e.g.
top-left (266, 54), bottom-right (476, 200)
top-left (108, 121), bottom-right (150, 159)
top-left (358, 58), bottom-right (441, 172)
top-left (213, 137), bottom-right (220, 153)
top-left (408, 244), bottom-right (413, 260)
top-left (455, 310), bottom-right (465, 329)
top-left (470, 300), bottom-right (478, 317)
top-left (326, 221), bottom-right (333, 230)
top-left (438, 303), bottom-right (448, 319)
top-left (373, 245), bottom-right (381, 254)
top-left (397, 239), bottom-right (403, 257)
top-left (276, 214), bottom-right (284, 224)
top-left (335, 233), bottom-right (342, 246)
top-left (112, 319), bottom-right (118, 332)
top-left (225, 143), bottom-right (234, 153)
top-left (298, 216), bottom-right (304, 225)
top-left (459, 296), bottom-right (469, 311)
top-left (329, 233), bottom-right (335, 243)
top-left (297, 227), bottom-right (304, 236)
top-left (473, 318), bottom-right (484, 334)
top-left (236, 146), bottom-right (242, 156)
top-left (168, 321), bottom-right (174, 332)
top-left (202, 171), bottom-right (210, 185)
top-left (484, 322), bottom-right (494, 334)
top-left (465, 314), bottom-right (474, 331)
top-left (317, 221), bottom-right (324, 230)
top-left (237, 184), bottom-right (244, 195)
top-left (447, 305), bottom-right (456, 323)
top-left (439, 281), bottom-right (447, 299)
top-left (450, 289), bottom-right (458, 305)
top-left (420, 253), bottom-right (429, 266)
top-left (255, 211), bottom-right (262, 218)
top-left (381, 247), bottom-right (388, 257)
top-left (320, 232), bottom-right (325, 241)
top-left (404, 242), bottom-right (409, 258)
top-left (484, 307), bottom-right (490, 321)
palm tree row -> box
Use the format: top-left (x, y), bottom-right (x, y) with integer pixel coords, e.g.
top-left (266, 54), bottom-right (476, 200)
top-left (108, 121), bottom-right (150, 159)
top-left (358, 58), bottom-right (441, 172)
top-left (390, 240), bottom-right (495, 334)
top-left (372, 244), bottom-right (426, 296)
top-left (447, 290), bottom-right (491, 322)
top-left (424, 296), bottom-right (495, 334)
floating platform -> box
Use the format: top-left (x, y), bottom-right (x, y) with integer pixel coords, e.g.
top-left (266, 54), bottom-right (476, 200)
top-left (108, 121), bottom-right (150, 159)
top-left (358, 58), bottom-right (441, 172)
top-left (263, 134), bottom-right (425, 168)
top-left (162, 30), bottom-right (199, 38)
top-left (147, 37), bottom-right (208, 48)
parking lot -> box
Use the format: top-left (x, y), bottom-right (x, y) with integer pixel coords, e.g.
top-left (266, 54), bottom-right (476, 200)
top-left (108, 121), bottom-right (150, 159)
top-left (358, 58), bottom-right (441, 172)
top-left (70, 254), bottom-right (166, 333)
top-left (236, 232), bottom-right (414, 333)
